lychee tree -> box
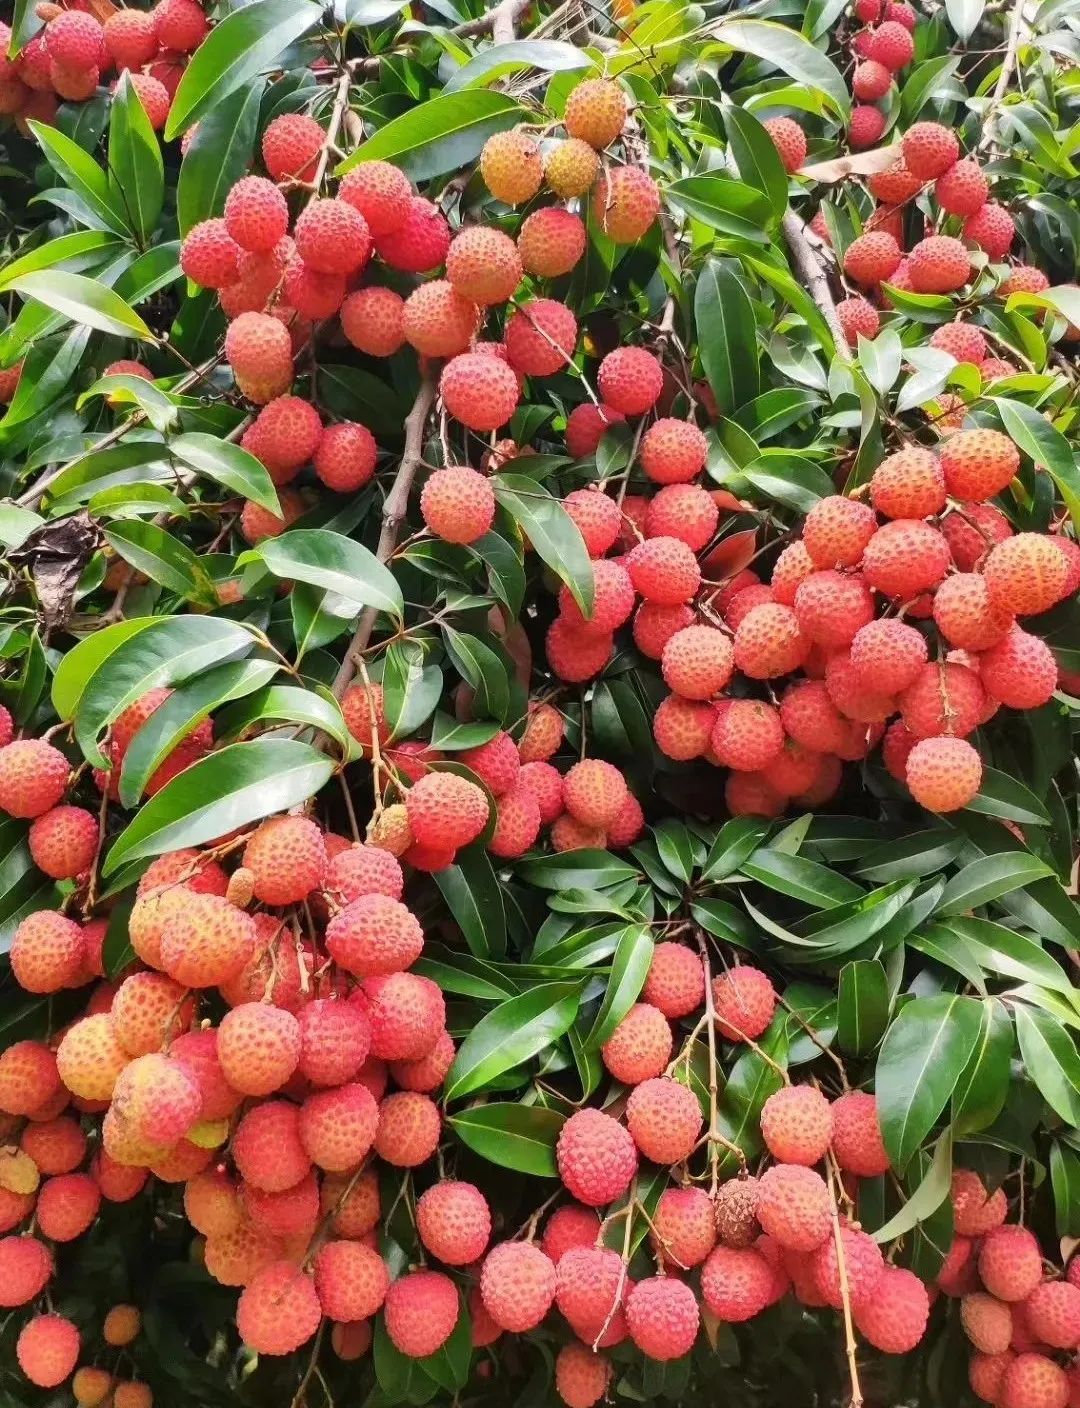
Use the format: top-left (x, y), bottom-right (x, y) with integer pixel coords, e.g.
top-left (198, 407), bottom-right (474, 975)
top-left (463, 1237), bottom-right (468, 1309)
top-left (0, 0), bottom-right (1078, 1405)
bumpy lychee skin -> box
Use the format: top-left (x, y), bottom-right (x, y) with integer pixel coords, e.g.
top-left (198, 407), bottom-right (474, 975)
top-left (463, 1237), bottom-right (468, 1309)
top-left (16, 1312), bottom-right (79, 1388)
top-left (932, 573), bottom-right (1013, 651)
top-left (643, 942), bottom-right (706, 1019)
top-left (562, 758), bottom-right (628, 828)
top-left (446, 226), bottom-right (522, 305)
top-left (869, 18), bottom-right (915, 68)
top-left (852, 59), bottom-right (892, 100)
top-left (793, 570), bottom-right (875, 649)
top-left (541, 1205), bottom-right (602, 1267)
top-left (764, 116), bottom-right (807, 173)
top-left (982, 625), bottom-right (1060, 710)
top-left (951, 1169), bottom-right (1008, 1236)
top-left (557, 1108), bottom-right (638, 1206)
top-left (20, 1115), bottom-right (85, 1175)
top-left (326, 844), bottom-right (404, 904)
top-left (940, 428), bottom-right (1020, 500)
top-left (930, 321), bottom-right (988, 365)
top-left (625, 1076), bottom-right (703, 1164)
top-left (713, 1177), bottom-right (761, 1250)
top-left (555, 1343), bottom-right (610, 1408)
top-left (555, 1243), bottom-right (627, 1344)
top-left (111, 971), bottom-right (191, 1056)
top-left (419, 466), bottom-right (496, 547)
top-left (639, 417), bottom-right (708, 485)
top-left (843, 231), bottom-right (902, 286)
top-left (646, 1187), bottom-right (716, 1270)
top-left (906, 736), bottom-right (982, 812)
top-left (854, 1266), bottom-right (930, 1353)
top-left (340, 286), bottom-right (404, 357)
top-left (405, 770), bottom-right (489, 850)
top-left (999, 1353), bottom-right (1069, 1408)
top-left (1025, 1280), bottom-right (1080, 1349)
top-left (627, 535), bottom-right (701, 606)
top-left (902, 121), bottom-right (960, 179)
top-left (700, 1244), bottom-right (777, 1322)
top-left (979, 1225), bottom-right (1044, 1303)
top-left (626, 1276), bottom-right (700, 1360)
top-left (160, 894), bottom-right (256, 988)
top-left (0, 739), bottom-right (69, 819)
top-left (313, 421), bottom-right (377, 493)
top-left (518, 206), bottom-right (586, 277)
top-left (597, 347), bottom-right (664, 416)
top-left (233, 1100), bottom-right (310, 1194)
top-left (660, 625), bottom-right (734, 701)
top-left (415, 1181), bottom-right (491, 1266)
top-left (645, 483), bottom-right (719, 552)
top-left (11, 910), bottom-right (84, 993)
top-left (338, 160), bottom-right (412, 237)
top-left (849, 105), bottom-right (886, 150)
top-left (503, 299), bottom-right (578, 377)
top-left (216, 1002), bottom-right (301, 1097)
top-left (261, 112), bottom-right (325, 183)
top-left (849, 619), bottom-right (928, 695)
top-left (933, 157), bottom-right (990, 217)
top-left (0, 1234), bottom-right (53, 1308)
top-left (712, 698), bottom-right (784, 771)
top-left (964, 201), bottom-right (1015, 259)
top-left (565, 403), bottom-right (626, 458)
top-left (56, 1014), bottom-right (128, 1101)
top-left (224, 311), bottom-right (292, 397)
top-left (561, 488), bottom-right (621, 559)
top-left (27, 805), bottom-right (98, 879)
top-left (373, 195), bottom-right (449, 273)
top-left (899, 660), bottom-right (985, 739)
top-left (983, 533), bottom-right (1069, 616)
top-left (313, 1240), bottom-right (389, 1323)
top-left (294, 198), bottom-right (371, 276)
top-left (385, 1269), bottom-right (459, 1357)
top-left (365, 973), bottom-right (445, 1062)
top-left (962, 1292), bottom-right (1014, 1353)
top-left (910, 235), bottom-right (971, 294)
top-left (224, 176), bottom-right (289, 256)
top-left (237, 1262), bottom-right (321, 1355)
top-left (760, 1085), bottom-right (832, 1166)
top-left (241, 815), bottom-right (327, 906)
top-left (480, 129), bottom-right (543, 203)
top-left (373, 1089), bottom-right (440, 1167)
top-left (830, 1090), bottom-right (890, 1176)
top-left (811, 1224), bottom-right (885, 1311)
top-left (756, 1164), bottom-right (831, 1252)
top-left (36, 1173), bottom-right (100, 1243)
top-left (180, 216), bottom-right (242, 285)
top-left (655, 694), bottom-right (717, 762)
top-left (735, 603), bottom-right (809, 679)
top-left (870, 446), bottom-right (947, 519)
top-left (712, 966), bottom-right (777, 1041)
top-left (401, 279), bottom-right (477, 359)
top-left (440, 352), bottom-right (520, 432)
top-left (837, 295), bottom-right (881, 342)
top-left (326, 895), bottom-right (424, 978)
top-left (480, 1241), bottom-right (556, 1332)
top-left (862, 519), bottom-right (951, 598)
top-left (564, 77), bottom-right (627, 148)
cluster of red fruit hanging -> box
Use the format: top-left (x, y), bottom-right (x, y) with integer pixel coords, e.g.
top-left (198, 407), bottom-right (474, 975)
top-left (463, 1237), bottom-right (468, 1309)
top-left (0, 0), bottom-right (205, 135)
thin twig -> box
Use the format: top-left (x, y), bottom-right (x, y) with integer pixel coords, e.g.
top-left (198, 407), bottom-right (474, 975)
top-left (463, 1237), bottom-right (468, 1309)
top-left (826, 1157), bottom-right (864, 1408)
top-left (289, 1318), bottom-right (326, 1408)
top-left (330, 375), bottom-right (436, 702)
top-left (696, 932), bottom-right (723, 1194)
top-left (781, 211), bottom-right (853, 365)
top-left (978, 0), bottom-right (1025, 153)
top-left (592, 1179), bottom-right (635, 1351)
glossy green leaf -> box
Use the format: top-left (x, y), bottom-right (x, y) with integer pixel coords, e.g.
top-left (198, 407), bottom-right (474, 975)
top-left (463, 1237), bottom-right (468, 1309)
top-left (0, 232), bottom-right (124, 293)
top-left (584, 924), bottom-right (654, 1049)
top-left (722, 105), bottom-right (789, 218)
top-left (166, 0), bottom-right (323, 139)
top-left (51, 618), bottom-right (160, 721)
top-left (695, 260), bottom-right (759, 417)
top-left (837, 959), bottom-right (890, 1057)
top-left (1014, 1003), bottom-right (1080, 1125)
top-left (493, 473), bottom-right (593, 616)
top-left (109, 73), bottom-right (165, 244)
top-left (169, 433), bottom-right (280, 515)
top-left (215, 684), bottom-right (351, 751)
top-left (872, 1129), bottom-right (951, 1241)
top-left (176, 81), bottom-right (262, 237)
top-left (444, 39), bottom-right (590, 92)
top-left (446, 1104), bottom-right (564, 1176)
top-left (939, 917), bottom-right (1074, 996)
top-left (876, 994), bottom-right (984, 1171)
top-left (434, 846), bottom-right (506, 961)
top-left (994, 397), bottom-right (1080, 529)
top-left (666, 176), bottom-right (774, 242)
top-left (937, 852), bottom-right (1055, 915)
top-left (104, 521), bottom-right (213, 601)
top-left (337, 90), bottom-right (525, 182)
top-left (383, 641), bottom-right (442, 741)
top-left (253, 528), bottom-right (403, 619)
top-left (7, 271), bottom-right (151, 341)
top-left (28, 121), bottom-right (131, 236)
top-left (713, 17), bottom-right (849, 116)
top-left (444, 981), bottom-right (584, 1102)
top-left (968, 767), bottom-right (1052, 826)
top-left (104, 739), bottom-right (334, 873)
top-left (952, 998), bottom-right (1013, 1135)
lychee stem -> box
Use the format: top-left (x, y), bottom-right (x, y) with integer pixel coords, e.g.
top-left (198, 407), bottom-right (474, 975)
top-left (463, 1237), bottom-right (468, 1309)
top-left (592, 1176), bottom-right (636, 1351)
top-left (826, 1157), bottom-right (864, 1408)
top-left (781, 211), bottom-right (854, 365)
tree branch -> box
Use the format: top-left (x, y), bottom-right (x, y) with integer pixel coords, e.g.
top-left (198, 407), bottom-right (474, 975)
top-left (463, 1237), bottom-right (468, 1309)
top-left (781, 211), bottom-right (853, 364)
top-left (452, 0), bottom-right (530, 39)
top-left (330, 374), bottom-right (436, 701)
top-left (978, 0), bottom-right (1025, 152)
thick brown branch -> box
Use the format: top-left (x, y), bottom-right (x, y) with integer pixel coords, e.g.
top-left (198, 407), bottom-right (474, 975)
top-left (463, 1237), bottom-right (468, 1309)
top-left (452, 0), bottom-right (530, 39)
top-left (781, 211), bottom-right (853, 364)
top-left (330, 375), bottom-right (436, 701)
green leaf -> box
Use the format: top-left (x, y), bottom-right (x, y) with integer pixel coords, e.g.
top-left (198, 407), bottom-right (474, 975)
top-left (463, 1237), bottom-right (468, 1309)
top-left (434, 846), bottom-right (506, 961)
top-left (515, 851), bottom-right (640, 891)
top-left (104, 739), bottom-right (334, 874)
top-left (383, 641), bottom-right (442, 741)
top-left (7, 271), bottom-right (151, 341)
top-left (837, 959), bottom-right (890, 1057)
top-left (176, 81), bottom-right (261, 237)
top-left (67, 616), bottom-right (256, 767)
top-left (939, 917), bottom-right (1075, 996)
top-left (444, 39), bottom-right (590, 92)
top-left (875, 994), bottom-right (984, 1171)
top-left (584, 924), bottom-right (654, 1049)
top-left (1050, 1142), bottom-right (1080, 1238)
top-left (51, 618), bottom-right (159, 721)
top-left (742, 452), bottom-right (834, 512)
top-left (952, 998), bottom-right (1013, 1135)
top-left (79, 375), bottom-right (178, 435)
top-left (253, 528), bottom-right (404, 619)
top-left (104, 521), bottom-right (212, 601)
top-left (1014, 1003), bottom-right (1080, 1125)
top-left (0, 505), bottom-right (44, 550)
top-left (28, 121), bottom-right (131, 236)
top-left (945, 0), bottom-right (986, 38)
top-left (722, 105), bottom-right (788, 218)
top-left (968, 767), bottom-right (1052, 826)
top-left (169, 432), bottom-right (280, 515)
top-left (695, 260), bottom-right (759, 417)
top-left (937, 852), bottom-right (1055, 915)
top-left (701, 817), bottom-right (769, 882)
top-left (166, 0), bottom-right (323, 139)
top-left (872, 1129), bottom-right (952, 1242)
top-left (0, 231), bottom-right (124, 293)
top-left (337, 91), bottom-right (526, 182)
top-left (493, 473), bottom-right (593, 616)
top-left (118, 659), bottom-right (279, 807)
top-left (994, 397), bottom-right (1080, 529)
top-left (740, 849), bottom-right (864, 907)
top-left (446, 1104), bottom-right (564, 1176)
top-left (444, 981), bottom-right (584, 1102)
top-left (109, 72), bottom-right (164, 245)
top-left (666, 176), bottom-right (775, 242)
top-left (713, 17), bottom-right (850, 116)
top-left (900, 55), bottom-right (962, 120)
top-left (441, 628), bottom-right (510, 724)
top-left (215, 684), bottom-right (351, 751)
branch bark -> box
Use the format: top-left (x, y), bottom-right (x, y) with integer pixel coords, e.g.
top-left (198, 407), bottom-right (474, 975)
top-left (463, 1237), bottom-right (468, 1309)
top-left (978, 0), bottom-right (1025, 152)
top-left (781, 210), bottom-right (853, 364)
top-left (330, 374), bottom-right (436, 701)
top-left (453, 0), bottom-right (530, 39)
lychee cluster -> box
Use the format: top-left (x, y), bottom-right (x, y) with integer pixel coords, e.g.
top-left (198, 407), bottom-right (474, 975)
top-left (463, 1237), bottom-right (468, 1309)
top-left (0, 1), bottom-right (210, 136)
